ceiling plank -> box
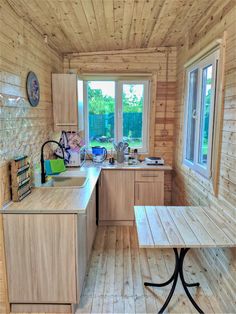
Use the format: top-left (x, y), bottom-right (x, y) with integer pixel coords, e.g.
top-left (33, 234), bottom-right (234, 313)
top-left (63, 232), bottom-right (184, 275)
top-left (121, 0), bottom-right (135, 49)
top-left (147, 0), bottom-right (185, 47)
top-left (6, 0), bottom-right (230, 54)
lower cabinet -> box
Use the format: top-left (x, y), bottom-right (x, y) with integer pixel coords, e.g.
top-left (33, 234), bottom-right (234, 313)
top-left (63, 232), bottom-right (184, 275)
top-left (3, 189), bottom-right (97, 311)
top-left (3, 214), bottom-right (77, 304)
top-left (134, 171), bottom-right (164, 206)
top-left (99, 170), bottom-right (135, 223)
top-left (86, 189), bottom-right (97, 260)
top-left (99, 169), bottom-right (165, 224)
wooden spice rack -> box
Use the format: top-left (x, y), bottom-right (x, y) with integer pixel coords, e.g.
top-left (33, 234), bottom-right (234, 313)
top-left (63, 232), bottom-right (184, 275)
top-left (11, 156), bottom-right (31, 202)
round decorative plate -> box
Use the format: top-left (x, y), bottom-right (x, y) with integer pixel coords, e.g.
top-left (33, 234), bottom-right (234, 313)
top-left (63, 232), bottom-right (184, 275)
top-left (26, 71), bottom-right (40, 107)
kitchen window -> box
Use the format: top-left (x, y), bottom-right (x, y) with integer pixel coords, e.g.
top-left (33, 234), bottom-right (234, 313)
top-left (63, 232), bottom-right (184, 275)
top-left (183, 49), bottom-right (219, 178)
top-left (81, 79), bottom-right (150, 152)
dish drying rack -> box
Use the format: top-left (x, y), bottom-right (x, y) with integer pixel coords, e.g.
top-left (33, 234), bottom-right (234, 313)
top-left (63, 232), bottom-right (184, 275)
top-left (11, 156), bottom-right (31, 201)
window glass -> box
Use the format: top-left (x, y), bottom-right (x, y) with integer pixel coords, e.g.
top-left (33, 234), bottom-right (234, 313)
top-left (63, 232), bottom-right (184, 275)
top-left (122, 83), bottom-right (144, 148)
top-left (186, 69), bottom-right (198, 162)
top-left (198, 65), bottom-right (213, 166)
top-left (183, 49), bottom-right (218, 178)
top-left (85, 79), bottom-right (149, 152)
top-left (87, 81), bottom-right (115, 150)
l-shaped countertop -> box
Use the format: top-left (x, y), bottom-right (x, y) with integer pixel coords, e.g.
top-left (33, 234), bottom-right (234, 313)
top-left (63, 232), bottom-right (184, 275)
top-left (1, 161), bottom-right (172, 214)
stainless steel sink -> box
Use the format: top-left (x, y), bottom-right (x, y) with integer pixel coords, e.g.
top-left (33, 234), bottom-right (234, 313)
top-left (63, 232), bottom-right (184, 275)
top-left (41, 173), bottom-right (88, 188)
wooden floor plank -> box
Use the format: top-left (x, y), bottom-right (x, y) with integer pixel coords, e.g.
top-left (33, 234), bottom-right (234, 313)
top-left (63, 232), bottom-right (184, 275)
top-left (130, 225), bottom-right (144, 298)
top-left (83, 226), bottom-right (106, 297)
top-left (94, 227), bottom-right (109, 296)
top-left (104, 227), bottom-right (116, 297)
top-left (123, 226), bottom-right (134, 297)
top-left (114, 226), bottom-right (124, 297)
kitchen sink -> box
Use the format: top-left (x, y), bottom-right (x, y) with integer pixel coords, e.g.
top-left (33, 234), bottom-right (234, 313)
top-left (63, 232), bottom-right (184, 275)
top-left (41, 171), bottom-right (88, 188)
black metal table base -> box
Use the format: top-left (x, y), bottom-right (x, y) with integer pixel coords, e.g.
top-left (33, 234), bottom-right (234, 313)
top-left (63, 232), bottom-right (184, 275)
top-left (144, 248), bottom-right (204, 314)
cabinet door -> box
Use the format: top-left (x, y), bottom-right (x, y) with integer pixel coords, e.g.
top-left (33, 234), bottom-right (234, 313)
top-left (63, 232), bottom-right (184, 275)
top-left (86, 189), bottom-right (97, 260)
top-left (135, 182), bottom-right (164, 206)
top-left (52, 74), bottom-right (78, 131)
top-left (76, 214), bottom-right (87, 300)
top-left (99, 170), bottom-right (134, 221)
top-left (3, 214), bottom-right (77, 303)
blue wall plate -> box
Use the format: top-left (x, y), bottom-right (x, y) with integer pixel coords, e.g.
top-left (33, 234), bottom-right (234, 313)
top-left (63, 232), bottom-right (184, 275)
top-left (26, 71), bottom-right (40, 107)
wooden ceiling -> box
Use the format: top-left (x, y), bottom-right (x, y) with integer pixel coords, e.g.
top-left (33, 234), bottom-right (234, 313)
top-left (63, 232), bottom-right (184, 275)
top-left (7, 0), bottom-right (227, 55)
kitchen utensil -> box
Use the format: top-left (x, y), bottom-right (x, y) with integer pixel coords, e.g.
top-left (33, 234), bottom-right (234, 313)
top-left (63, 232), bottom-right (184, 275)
top-left (92, 146), bottom-right (107, 163)
top-left (117, 151), bottom-right (125, 163)
top-left (123, 142), bottom-right (129, 151)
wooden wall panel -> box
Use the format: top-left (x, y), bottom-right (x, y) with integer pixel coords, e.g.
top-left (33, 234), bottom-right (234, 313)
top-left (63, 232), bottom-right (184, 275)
top-left (0, 0), bottom-right (63, 206)
top-left (64, 48), bottom-right (177, 168)
top-left (0, 1), bottom-right (63, 312)
top-left (173, 5), bottom-right (236, 312)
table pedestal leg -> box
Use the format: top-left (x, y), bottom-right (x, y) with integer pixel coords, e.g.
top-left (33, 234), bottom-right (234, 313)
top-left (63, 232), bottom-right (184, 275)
top-left (144, 248), bottom-right (204, 314)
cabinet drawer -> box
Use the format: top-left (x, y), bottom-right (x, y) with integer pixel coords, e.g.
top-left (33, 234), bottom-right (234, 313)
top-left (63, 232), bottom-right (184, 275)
top-left (135, 170), bottom-right (164, 182)
top-left (135, 182), bottom-right (164, 206)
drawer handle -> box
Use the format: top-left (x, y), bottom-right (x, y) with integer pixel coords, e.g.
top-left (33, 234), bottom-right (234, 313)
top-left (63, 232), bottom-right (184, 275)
top-left (141, 174), bottom-right (159, 177)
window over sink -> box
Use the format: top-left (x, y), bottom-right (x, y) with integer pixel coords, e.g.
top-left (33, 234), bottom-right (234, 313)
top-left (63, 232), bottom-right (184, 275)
top-left (78, 78), bottom-right (150, 153)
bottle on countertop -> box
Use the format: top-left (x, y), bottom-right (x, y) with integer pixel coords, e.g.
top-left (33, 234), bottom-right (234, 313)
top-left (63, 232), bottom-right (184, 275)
top-left (133, 148), bottom-right (138, 164)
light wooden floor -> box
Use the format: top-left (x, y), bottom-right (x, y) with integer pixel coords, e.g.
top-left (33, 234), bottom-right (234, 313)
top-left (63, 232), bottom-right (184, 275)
top-left (76, 226), bottom-right (223, 314)
top-left (0, 226), bottom-right (225, 314)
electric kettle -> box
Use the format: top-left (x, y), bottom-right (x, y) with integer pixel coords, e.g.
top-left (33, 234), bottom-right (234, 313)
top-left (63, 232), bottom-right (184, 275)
top-left (92, 146), bottom-right (107, 163)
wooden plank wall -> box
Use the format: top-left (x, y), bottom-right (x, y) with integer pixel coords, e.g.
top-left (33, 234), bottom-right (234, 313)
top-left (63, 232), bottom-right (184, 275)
top-left (64, 49), bottom-right (176, 205)
top-left (173, 3), bottom-right (236, 312)
top-left (0, 1), bottom-right (63, 311)
top-left (0, 0), bottom-right (63, 206)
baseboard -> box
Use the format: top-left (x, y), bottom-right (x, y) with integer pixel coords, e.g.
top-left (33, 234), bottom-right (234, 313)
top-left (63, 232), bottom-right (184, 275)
top-left (11, 303), bottom-right (72, 313)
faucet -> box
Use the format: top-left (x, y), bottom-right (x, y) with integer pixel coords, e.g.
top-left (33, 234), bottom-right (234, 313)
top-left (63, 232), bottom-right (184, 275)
top-left (40, 140), bottom-right (65, 184)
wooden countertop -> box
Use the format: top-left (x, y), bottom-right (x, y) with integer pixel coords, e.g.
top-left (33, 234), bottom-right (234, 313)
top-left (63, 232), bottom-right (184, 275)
top-left (1, 167), bottom-right (101, 214)
top-left (1, 161), bottom-right (172, 215)
top-left (91, 160), bottom-right (172, 171)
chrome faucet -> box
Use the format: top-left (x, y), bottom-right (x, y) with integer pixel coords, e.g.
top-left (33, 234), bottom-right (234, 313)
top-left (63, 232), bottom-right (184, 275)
top-left (40, 140), bottom-right (65, 184)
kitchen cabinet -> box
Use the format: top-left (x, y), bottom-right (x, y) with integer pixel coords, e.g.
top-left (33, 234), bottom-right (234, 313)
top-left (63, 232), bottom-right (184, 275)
top-left (76, 213), bottom-right (87, 299)
top-left (99, 170), bottom-right (165, 224)
top-left (3, 189), bottom-right (97, 311)
top-left (135, 182), bottom-right (164, 205)
top-left (86, 189), bottom-right (97, 260)
top-left (134, 170), bottom-right (164, 206)
top-left (99, 170), bottom-right (134, 223)
top-left (3, 214), bottom-right (77, 304)
top-left (52, 73), bottom-right (84, 132)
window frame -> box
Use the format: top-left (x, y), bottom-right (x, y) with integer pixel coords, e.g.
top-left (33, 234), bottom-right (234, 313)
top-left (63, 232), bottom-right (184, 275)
top-left (83, 79), bottom-right (150, 153)
top-left (183, 49), bottom-right (219, 178)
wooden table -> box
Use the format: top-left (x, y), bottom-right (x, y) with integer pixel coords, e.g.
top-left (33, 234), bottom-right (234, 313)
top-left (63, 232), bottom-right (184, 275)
top-left (134, 206), bottom-right (236, 314)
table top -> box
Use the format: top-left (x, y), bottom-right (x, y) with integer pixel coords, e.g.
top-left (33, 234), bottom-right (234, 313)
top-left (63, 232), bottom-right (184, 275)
top-left (134, 206), bottom-right (236, 249)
